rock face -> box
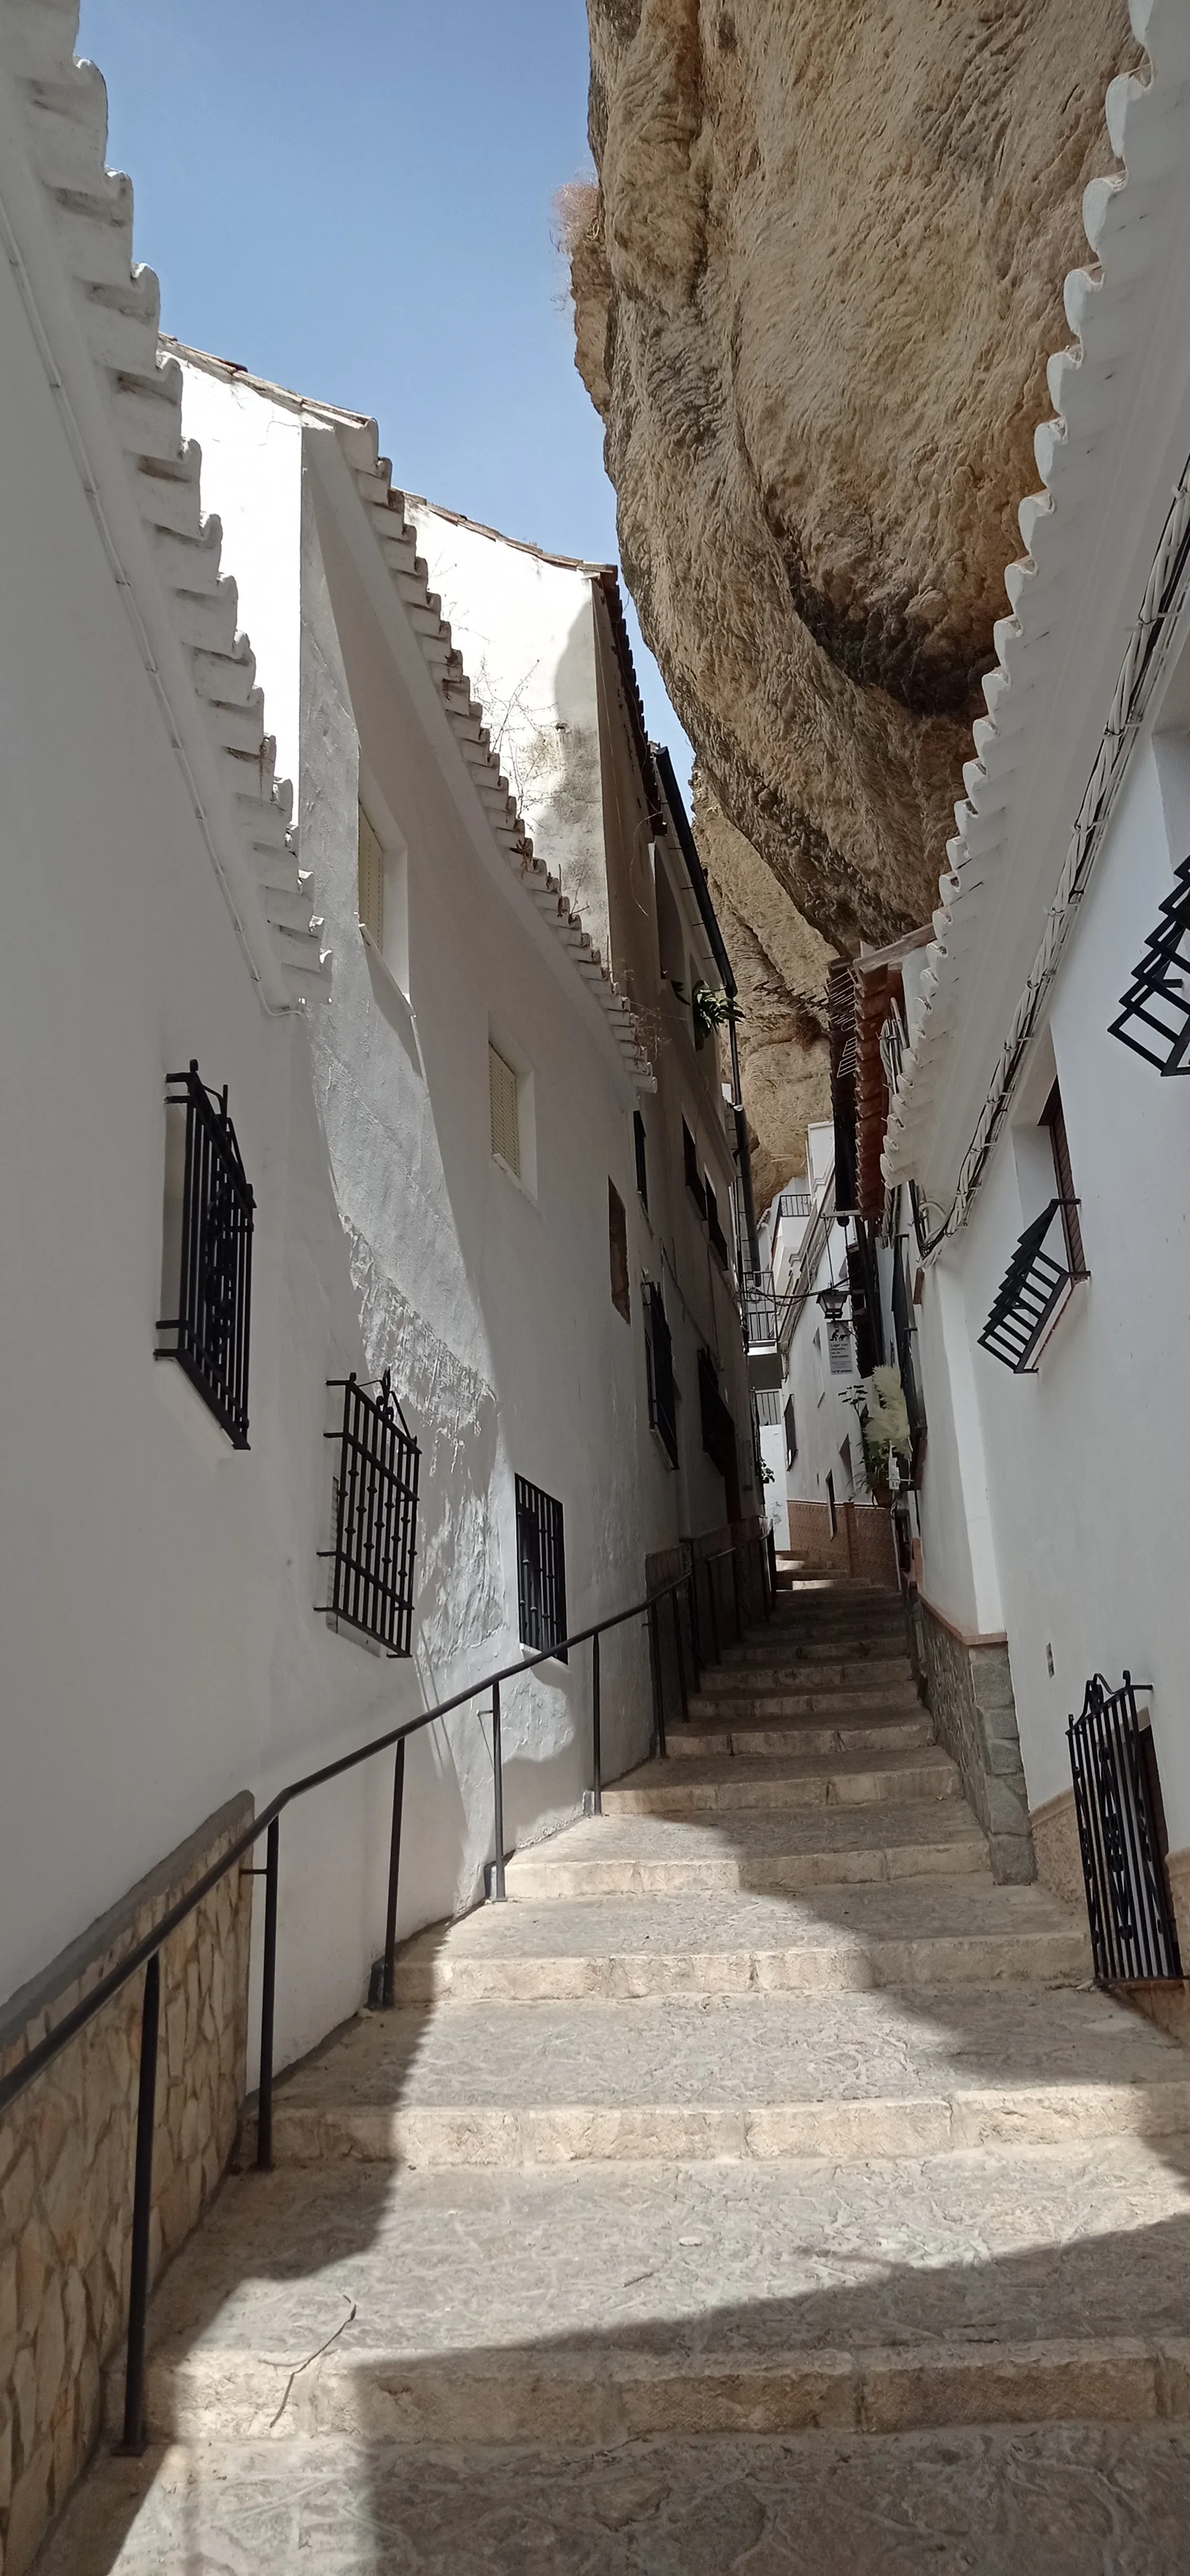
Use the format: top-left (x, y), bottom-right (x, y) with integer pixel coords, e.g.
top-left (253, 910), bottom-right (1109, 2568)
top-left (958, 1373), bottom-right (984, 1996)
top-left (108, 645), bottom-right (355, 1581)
top-left (693, 769), bottom-right (832, 1205)
top-left (570, 0), bottom-right (1139, 974)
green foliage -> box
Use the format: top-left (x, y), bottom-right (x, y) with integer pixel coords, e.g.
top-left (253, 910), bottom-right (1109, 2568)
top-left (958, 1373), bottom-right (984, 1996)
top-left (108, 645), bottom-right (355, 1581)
top-left (692, 981), bottom-right (742, 1039)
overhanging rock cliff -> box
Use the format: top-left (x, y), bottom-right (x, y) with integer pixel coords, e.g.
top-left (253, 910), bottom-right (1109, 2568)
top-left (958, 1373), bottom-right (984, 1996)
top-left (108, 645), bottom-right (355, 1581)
top-left (568, 0), bottom-right (1140, 1182)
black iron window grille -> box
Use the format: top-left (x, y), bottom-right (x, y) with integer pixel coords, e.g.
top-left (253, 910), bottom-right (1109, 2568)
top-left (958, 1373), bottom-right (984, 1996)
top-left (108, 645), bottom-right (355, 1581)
top-left (978, 1198), bottom-right (1084, 1373)
top-left (1110, 852), bottom-right (1190, 1072)
top-left (515, 1475), bottom-right (568, 1661)
top-left (1069, 1672), bottom-right (1182, 1982)
top-left (645, 1283), bottom-right (678, 1466)
top-left (156, 1062), bottom-right (254, 1447)
top-left (706, 1177), bottom-right (730, 1267)
top-left (318, 1373), bottom-right (420, 1654)
top-left (682, 1117), bottom-right (706, 1217)
top-left (698, 1349), bottom-right (735, 1479)
top-left (633, 1108), bottom-right (649, 1208)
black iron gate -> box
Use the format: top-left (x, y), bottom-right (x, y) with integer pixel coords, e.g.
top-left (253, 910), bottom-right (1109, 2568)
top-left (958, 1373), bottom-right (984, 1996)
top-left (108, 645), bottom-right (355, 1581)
top-left (1068, 1672), bottom-right (1182, 1982)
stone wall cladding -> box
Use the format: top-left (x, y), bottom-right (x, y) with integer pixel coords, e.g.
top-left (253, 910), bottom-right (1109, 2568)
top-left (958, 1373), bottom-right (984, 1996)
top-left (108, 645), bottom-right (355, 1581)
top-left (0, 1796), bottom-right (253, 2576)
top-left (912, 1600), bottom-right (1035, 1887)
top-left (786, 1500), bottom-right (897, 1587)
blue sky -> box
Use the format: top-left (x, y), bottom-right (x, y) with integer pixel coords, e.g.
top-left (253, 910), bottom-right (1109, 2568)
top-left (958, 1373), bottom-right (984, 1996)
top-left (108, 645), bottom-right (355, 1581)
top-left (76, 0), bottom-right (691, 780)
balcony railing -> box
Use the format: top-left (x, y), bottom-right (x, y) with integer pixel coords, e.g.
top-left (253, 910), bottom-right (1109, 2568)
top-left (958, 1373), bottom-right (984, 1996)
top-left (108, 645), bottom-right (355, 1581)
top-left (1110, 852), bottom-right (1190, 1073)
top-left (741, 1266), bottom-right (779, 1352)
top-left (978, 1199), bottom-right (1083, 1373)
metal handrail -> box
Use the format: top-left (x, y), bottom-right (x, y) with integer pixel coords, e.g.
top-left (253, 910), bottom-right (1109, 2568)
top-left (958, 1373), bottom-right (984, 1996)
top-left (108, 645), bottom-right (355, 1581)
top-left (0, 1519), bottom-right (772, 2453)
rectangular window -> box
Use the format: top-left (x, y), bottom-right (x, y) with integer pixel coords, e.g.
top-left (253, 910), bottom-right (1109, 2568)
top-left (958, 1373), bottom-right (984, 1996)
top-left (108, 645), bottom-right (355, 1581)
top-left (319, 1371), bottom-right (420, 1654)
top-left (358, 802), bottom-right (385, 948)
top-left (1041, 1081), bottom-right (1086, 1279)
top-left (784, 1395), bottom-right (797, 1470)
top-left (609, 1179), bottom-right (631, 1320)
top-left (489, 1042), bottom-right (521, 1179)
top-left (515, 1476), bottom-right (568, 1660)
top-left (156, 1061), bottom-right (254, 1448)
top-left (633, 1109), bottom-right (649, 1209)
top-left (705, 1176), bottom-right (730, 1267)
top-left (682, 1116), bottom-right (706, 1217)
top-left (645, 1282), bottom-right (678, 1465)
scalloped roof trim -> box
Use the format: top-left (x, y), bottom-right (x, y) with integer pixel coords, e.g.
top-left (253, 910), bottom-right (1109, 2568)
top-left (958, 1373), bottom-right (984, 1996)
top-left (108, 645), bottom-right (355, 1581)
top-left (0, 0), bottom-right (328, 1005)
top-left (168, 350), bottom-right (655, 1090)
top-left (884, 0), bottom-right (1186, 1196)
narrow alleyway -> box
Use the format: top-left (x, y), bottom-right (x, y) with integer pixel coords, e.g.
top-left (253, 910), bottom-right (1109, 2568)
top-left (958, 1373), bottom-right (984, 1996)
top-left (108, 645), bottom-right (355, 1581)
top-left (41, 1573), bottom-right (1190, 2571)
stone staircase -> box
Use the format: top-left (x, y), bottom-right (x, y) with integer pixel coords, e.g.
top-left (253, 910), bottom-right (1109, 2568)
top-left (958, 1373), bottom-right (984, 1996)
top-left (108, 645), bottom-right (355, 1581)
top-left (39, 1571), bottom-right (1190, 2570)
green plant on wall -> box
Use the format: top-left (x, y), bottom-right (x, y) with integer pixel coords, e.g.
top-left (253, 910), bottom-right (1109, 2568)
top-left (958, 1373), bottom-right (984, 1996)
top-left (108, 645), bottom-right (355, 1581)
top-left (691, 981), bottom-right (742, 1040)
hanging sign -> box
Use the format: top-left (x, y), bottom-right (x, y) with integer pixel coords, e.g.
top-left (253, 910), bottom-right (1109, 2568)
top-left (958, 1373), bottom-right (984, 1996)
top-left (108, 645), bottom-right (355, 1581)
top-left (828, 1320), bottom-right (854, 1376)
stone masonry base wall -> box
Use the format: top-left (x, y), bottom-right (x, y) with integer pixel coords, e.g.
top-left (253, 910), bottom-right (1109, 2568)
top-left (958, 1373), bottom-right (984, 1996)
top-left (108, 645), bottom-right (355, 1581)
top-left (786, 1499), bottom-right (896, 1586)
top-left (911, 1598), bottom-right (1035, 1885)
top-left (0, 1795), bottom-right (253, 2576)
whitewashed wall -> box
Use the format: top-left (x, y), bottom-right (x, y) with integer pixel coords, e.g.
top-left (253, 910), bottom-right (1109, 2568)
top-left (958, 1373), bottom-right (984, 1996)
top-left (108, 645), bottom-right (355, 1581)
top-left (919, 718), bottom-right (1190, 1858)
top-left (177, 364), bottom-right (693, 2064)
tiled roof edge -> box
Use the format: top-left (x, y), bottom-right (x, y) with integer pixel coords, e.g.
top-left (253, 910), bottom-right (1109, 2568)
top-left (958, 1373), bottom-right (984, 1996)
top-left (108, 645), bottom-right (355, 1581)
top-left (883, 0), bottom-right (1187, 1197)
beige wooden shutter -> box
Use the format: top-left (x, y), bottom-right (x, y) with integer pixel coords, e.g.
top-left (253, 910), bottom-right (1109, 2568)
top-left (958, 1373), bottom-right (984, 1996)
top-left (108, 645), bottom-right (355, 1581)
top-left (489, 1044), bottom-right (520, 1177)
top-left (358, 804), bottom-right (385, 947)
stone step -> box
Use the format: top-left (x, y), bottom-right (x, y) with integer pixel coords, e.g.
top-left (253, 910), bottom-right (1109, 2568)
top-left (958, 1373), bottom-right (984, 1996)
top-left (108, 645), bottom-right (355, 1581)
top-left (257, 1984), bottom-right (1190, 2167)
top-left (687, 1682), bottom-right (922, 1720)
top-left (389, 1880), bottom-right (1088, 2002)
top-left (602, 1744), bottom-right (960, 1816)
top-left (42, 2425), bottom-right (1190, 2573)
top-left (667, 1710), bottom-right (933, 1759)
top-left (503, 1803), bottom-right (992, 1899)
top-left (703, 1655), bottom-right (914, 1690)
top-left (725, 1633), bottom-right (910, 1664)
top-left (90, 2138), bottom-right (1190, 2447)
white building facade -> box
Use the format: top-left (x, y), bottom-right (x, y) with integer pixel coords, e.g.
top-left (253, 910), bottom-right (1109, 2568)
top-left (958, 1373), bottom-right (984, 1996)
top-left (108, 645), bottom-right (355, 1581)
top-left (0, 13), bottom-right (756, 2559)
top-left (861, 3), bottom-right (1190, 1918)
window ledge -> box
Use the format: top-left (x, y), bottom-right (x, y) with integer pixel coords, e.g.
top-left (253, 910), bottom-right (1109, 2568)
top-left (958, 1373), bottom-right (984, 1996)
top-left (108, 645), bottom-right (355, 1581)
top-left (1033, 1270), bottom-right (1090, 1370)
top-left (492, 1150), bottom-right (539, 1211)
top-left (358, 919), bottom-right (411, 1007)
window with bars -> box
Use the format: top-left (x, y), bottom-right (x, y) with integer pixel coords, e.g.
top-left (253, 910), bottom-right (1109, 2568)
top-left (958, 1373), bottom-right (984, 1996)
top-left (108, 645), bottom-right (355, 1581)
top-left (489, 1042), bottom-right (521, 1179)
top-left (697, 1348), bottom-right (735, 1479)
top-left (705, 1175), bottom-right (730, 1268)
top-left (645, 1282), bottom-right (678, 1465)
top-left (515, 1476), bottom-right (568, 1660)
top-left (1041, 1082), bottom-right (1086, 1279)
top-left (609, 1179), bottom-right (631, 1321)
top-left (156, 1062), bottom-right (255, 1448)
top-left (633, 1109), bottom-right (649, 1210)
top-left (682, 1116), bottom-right (706, 1217)
top-left (358, 803), bottom-right (385, 948)
top-left (784, 1395), bottom-right (797, 1470)
top-left (318, 1372), bottom-right (420, 1653)
top-left (979, 1200), bottom-right (1080, 1373)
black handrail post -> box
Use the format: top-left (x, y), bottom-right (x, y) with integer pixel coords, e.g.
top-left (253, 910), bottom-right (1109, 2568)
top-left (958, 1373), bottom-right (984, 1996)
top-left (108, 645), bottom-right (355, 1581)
top-left (767, 1524), bottom-right (777, 1612)
top-left (686, 1569), bottom-right (702, 1691)
top-left (256, 1817), bottom-right (279, 2172)
top-left (381, 1737), bottom-right (406, 2008)
top-left (672, 1587), bottom-right (689, 1722)
top-left (492, 1679), bottom-right (506, 1900)
top-left (591, 1629), bottom-right (603, 1815)
top-left (117, 1949), bottom-right (160, 2456)
top-left (647, 1596), bottom-right (666, 1759)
